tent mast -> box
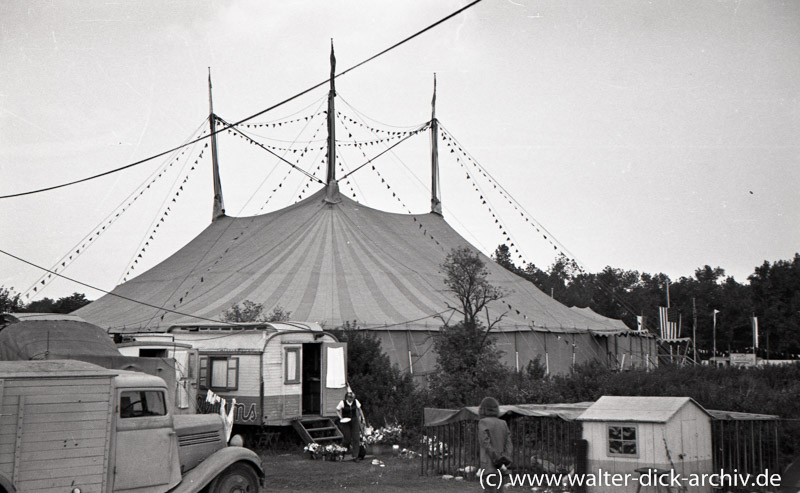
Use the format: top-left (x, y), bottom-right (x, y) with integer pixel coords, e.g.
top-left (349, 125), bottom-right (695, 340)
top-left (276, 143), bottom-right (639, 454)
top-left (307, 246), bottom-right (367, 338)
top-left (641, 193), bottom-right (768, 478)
top-left (324, 40), bottom-right (341, 203)
top-left (208, 68), bottom-right (225, 220)
top-left (430, 74), bottom-right (442, 215)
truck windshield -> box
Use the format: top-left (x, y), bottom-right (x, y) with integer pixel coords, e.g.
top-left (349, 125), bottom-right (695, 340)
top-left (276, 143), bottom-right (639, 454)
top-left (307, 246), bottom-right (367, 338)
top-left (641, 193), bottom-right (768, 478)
top-left (120, 390), bottom-right (167, 418)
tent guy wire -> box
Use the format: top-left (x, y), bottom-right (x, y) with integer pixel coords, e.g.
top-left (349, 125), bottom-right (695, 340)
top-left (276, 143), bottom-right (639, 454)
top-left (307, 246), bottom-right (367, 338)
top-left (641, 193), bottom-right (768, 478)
top-left (0, 0), bottom-right (484, 201)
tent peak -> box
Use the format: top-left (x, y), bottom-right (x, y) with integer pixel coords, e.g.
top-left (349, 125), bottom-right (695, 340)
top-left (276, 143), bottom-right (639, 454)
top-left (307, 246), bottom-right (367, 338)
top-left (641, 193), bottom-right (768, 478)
top-left (324, 179), bottom-right (342, 204)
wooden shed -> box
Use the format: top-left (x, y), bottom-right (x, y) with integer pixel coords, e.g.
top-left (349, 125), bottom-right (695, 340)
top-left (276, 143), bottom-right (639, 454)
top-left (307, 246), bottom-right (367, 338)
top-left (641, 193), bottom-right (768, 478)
top-left (577, 396), bottom-right (713, 493)
top-left (122, 322), bottom-right (347, 429)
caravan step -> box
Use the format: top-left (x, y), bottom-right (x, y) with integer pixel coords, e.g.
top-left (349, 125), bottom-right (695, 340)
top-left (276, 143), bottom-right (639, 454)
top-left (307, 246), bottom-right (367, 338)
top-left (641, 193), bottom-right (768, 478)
top-left (292, 417), bottom-right (343, 445)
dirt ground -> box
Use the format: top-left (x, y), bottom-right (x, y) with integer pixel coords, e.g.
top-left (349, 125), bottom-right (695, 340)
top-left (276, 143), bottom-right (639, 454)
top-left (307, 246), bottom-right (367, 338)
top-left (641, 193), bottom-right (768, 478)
top-left (259, 451), bottom-right (488, 492)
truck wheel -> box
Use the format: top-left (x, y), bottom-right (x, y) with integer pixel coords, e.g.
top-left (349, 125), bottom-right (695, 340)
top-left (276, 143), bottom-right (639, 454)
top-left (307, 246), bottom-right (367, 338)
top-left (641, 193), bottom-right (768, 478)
top-left (208, 463), bottom-right (259, 493)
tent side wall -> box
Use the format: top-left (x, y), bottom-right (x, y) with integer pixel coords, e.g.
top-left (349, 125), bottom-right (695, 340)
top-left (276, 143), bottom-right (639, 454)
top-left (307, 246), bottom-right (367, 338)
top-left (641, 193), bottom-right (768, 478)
top-left (367, 328), bottom-right (657, 378)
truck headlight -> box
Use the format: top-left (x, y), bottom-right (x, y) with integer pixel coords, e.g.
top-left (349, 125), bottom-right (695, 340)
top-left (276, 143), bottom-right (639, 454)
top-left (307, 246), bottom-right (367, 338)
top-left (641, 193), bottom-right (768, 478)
top-left (229, 434), bottom-right (244, 447)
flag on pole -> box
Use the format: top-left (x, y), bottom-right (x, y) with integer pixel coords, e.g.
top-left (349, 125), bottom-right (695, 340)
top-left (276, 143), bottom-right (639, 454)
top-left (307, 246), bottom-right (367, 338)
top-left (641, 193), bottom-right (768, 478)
top-left (751, 315), bottom-right (759, 349)
top-left (636, 315), bottom-right (645, 332)
top-left (659, 307), bottom-right (679, 340)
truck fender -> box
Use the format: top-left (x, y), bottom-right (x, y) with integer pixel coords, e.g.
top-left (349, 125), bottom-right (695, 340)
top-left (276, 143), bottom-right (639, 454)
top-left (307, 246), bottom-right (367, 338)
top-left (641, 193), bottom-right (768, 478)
top-left (0, 473), bottom-right (14, 493)
top-left (167, 447), bottom-right (264, 493)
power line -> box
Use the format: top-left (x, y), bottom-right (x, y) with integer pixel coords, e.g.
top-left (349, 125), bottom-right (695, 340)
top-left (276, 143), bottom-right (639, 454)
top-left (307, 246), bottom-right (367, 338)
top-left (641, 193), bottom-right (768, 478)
top-left (0, 247), bottom-right (249, 328)
top-left (0, 0), bottom-right (484, 200)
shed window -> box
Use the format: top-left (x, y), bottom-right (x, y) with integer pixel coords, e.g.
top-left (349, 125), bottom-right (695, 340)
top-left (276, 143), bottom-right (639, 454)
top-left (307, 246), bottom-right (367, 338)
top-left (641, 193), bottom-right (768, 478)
top-left (199, 356), bottom-right (238, 390)
top-left (285, 347), bottom-right (300, 384)
top-left (607, 425), bottom-right (638, 457)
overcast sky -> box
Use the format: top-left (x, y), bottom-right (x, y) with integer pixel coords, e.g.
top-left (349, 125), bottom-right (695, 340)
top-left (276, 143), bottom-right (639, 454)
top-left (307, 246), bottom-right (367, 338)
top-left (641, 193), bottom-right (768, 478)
top-left (1, 0), bottom-right (798, 303)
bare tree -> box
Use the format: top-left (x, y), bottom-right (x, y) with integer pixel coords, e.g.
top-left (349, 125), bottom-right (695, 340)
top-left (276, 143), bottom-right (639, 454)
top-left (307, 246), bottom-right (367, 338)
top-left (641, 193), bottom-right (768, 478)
top-left (441, 247), bottom-right (506, 336)
top-left (220, 301), bottom-right (292, 323)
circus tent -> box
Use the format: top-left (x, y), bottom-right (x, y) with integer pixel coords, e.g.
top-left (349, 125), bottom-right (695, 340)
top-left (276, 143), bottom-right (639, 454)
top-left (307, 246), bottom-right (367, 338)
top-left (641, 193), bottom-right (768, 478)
top-left (75, 49), bottom-right (656, 375)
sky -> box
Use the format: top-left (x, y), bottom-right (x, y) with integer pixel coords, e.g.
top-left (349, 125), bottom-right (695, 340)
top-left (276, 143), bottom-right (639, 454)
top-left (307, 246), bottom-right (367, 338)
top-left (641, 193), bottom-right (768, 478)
top-left (1, 0), bottom-right (799, 303)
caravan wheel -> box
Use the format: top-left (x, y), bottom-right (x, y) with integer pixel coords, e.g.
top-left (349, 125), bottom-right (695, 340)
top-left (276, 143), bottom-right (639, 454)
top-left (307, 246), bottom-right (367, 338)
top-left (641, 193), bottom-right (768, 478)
top-left (208, 463), bottom-right (259, 493)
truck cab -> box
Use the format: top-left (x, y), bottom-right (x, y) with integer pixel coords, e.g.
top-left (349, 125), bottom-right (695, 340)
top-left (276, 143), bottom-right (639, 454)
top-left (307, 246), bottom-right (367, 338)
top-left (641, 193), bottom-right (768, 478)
top-left (0, 360), bottom-right (263, 493)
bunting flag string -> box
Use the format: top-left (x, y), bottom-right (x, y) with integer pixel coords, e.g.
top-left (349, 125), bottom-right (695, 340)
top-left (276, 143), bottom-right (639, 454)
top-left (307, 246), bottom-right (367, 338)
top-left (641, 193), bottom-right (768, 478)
top-left (335, 112), bottom-right (413, 213)
top-left (214, 117), bottom-right (323, 185)
top-left (334, 109), bottom-right (425, 136)
top-left (222, 110), bottom-right (326, 132)
top-left (258, 117), bottom-right (327, 211)
top-left (439, 124), bottom-right (649, 325)
top-left (149, 110), bottom-right (328, 321)
top-left (439, 126), bottom-right (576, 267)
top-left (333, 153), bottom-right (361, 201)
top-left (120, 138), bottom-right (207, 283)
top-left (23, 123), bottom-right (210, 299)
top-left (441, 130), bottom-right (526, 267)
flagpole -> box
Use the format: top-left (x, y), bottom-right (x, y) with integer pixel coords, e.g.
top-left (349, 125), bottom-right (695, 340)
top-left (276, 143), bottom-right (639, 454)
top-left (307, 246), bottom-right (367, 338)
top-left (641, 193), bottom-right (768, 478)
top-left (692, 298), bottom-right (697, 364)
top-left (713, 309), bottom-right (718, 366)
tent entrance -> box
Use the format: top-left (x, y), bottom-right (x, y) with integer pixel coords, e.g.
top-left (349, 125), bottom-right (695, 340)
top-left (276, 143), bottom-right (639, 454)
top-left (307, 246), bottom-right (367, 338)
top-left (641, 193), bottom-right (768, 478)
top-left (301, 343), bottom-right (321, 415)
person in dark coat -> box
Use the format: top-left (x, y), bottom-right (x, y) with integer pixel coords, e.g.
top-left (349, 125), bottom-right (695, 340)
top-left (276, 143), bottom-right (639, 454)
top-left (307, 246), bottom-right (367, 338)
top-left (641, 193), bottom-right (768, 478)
top-left (336, 390), bottom-right (365, 461)
top-left (478, 396), bottom-right (512, 488)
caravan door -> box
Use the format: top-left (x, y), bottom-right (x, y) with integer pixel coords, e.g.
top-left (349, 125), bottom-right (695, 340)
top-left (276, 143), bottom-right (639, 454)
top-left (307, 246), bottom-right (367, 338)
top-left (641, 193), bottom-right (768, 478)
top-left (320, 342), bottom-right (347, 417)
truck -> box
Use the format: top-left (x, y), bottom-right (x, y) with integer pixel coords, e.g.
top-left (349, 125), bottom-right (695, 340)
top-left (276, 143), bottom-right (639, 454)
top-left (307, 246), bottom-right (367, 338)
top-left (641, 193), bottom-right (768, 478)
top-left (0, 359), bottom-right (264, 493)
top-left (0, 313), bottom-right (199, 416)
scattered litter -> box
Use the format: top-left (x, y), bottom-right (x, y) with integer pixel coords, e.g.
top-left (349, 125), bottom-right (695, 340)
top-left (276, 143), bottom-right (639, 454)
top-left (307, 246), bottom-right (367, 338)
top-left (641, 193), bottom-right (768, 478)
top-left (442, 474), bottom-right (454, 480)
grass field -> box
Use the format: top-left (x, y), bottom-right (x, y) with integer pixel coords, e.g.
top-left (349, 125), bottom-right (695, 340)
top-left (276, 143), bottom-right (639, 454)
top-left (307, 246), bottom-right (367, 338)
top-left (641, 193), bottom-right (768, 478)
top-left (259, 451), bottom-right (487, 492)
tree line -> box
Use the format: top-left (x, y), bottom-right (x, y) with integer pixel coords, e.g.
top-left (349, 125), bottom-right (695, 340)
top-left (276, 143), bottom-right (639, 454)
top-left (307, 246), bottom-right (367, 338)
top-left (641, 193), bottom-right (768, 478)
top-left (0, 288), bottom-right (91, 315)
top-left (494, 246), bottom-right (800, 359)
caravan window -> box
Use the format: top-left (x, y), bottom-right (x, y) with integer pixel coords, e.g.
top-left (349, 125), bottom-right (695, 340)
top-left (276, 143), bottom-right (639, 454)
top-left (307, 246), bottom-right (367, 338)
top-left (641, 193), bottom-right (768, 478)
top-left (285, 347), bottom-right (300, 384)
top-left (199, 356), bottom-right (239, 390)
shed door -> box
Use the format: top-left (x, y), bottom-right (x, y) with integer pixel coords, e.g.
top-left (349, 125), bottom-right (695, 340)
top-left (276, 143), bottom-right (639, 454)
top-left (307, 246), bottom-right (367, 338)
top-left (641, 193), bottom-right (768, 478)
top-left (320, 342), bottom-right (347, 417)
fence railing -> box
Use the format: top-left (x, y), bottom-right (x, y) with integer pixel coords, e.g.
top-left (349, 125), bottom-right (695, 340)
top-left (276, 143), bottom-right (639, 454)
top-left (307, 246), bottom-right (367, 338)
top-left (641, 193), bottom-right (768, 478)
top-left (711, 418), bottom-right (780, 480)
top-left (421, 416), bottom-right (584, 486)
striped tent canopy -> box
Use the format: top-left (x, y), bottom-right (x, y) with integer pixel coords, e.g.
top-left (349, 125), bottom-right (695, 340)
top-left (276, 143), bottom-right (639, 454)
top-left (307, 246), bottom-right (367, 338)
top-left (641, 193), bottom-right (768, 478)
top-left (76, 188), bottom-right (630, 334)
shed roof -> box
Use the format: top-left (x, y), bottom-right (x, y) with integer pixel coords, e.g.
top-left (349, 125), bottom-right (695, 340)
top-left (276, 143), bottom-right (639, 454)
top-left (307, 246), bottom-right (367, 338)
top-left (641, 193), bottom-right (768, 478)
top-left (577, 396), bottom-right (712, 423)
top-left (424, 402), bottom-right (593, 426)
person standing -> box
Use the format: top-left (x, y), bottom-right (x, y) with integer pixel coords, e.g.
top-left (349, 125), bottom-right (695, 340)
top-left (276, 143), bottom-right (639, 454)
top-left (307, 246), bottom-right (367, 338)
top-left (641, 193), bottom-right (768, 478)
top-left (478, 396), bottom-right (512, 489)
top-left (336, 390), bottom-right (365, 461)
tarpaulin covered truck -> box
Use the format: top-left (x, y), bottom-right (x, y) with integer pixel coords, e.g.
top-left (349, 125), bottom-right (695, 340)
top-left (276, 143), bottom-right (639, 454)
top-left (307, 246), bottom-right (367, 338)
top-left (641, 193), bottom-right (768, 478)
top-left (0, 360), bottom-right (263, 493)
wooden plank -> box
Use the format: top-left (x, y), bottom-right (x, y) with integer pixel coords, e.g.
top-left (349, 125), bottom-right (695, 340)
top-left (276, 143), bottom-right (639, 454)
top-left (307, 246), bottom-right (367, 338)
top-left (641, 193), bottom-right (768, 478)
top-left (18, 428), bottom-right (107, 443)
top-left (17, 463), bottom-right (103, 481)
top-left (16, 437), bottom-right (107, 453)
top-left (22, 446), bottom-right (106, 462)
top-left (20, 454), bottom-right (104, 472)
top-left (11, 397), bottom-right (28, 485)
top-left (25, 401), bottom-right (108, 414)
top-left (4, 383), bottom-right (111, 395)
top-left (17, 483), bottom-right (101, 493)
top-left (3, 376), bottom-right (111, 386)
top-left (23, 393), bottom-right (111, 405)
top-left (24, 411), bottom-right (109, 424)
top-left (12, 395), bottom-right (24, 481)
top-left (14, 419), bottom-right (109, 434)
top-left (17, 475), bottom-right (102, 491)
top-left (101, 379), bottom-right (113, 493)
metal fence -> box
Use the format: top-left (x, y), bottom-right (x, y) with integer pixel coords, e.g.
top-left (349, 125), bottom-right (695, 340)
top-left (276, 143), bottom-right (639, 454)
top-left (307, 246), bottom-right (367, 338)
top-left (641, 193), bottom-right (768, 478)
top-left (421, 416), bottom-right (584, 483)
top-left (711, 418), bottom-right (780, 479)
